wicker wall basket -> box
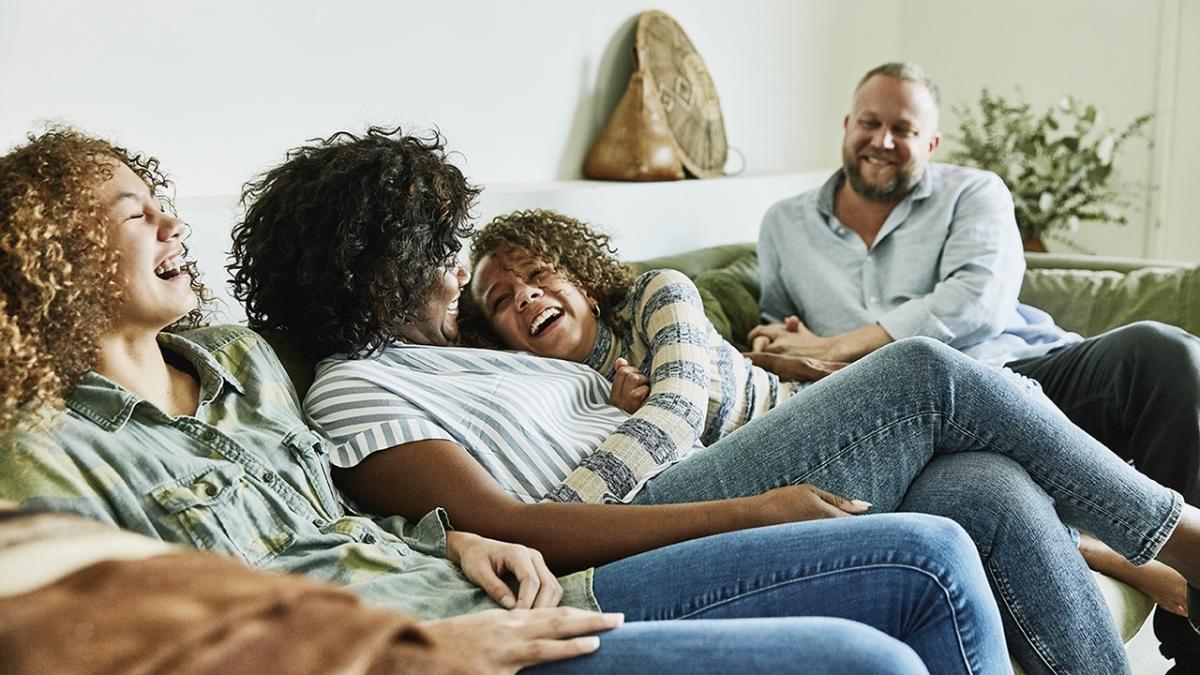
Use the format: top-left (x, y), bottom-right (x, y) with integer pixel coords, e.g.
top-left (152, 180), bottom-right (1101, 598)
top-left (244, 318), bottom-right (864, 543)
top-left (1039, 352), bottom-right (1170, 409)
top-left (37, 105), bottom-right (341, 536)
top-left (584, 10), bottom-right (729, 181)
top-left (635, 10), bottom-right (728, 178)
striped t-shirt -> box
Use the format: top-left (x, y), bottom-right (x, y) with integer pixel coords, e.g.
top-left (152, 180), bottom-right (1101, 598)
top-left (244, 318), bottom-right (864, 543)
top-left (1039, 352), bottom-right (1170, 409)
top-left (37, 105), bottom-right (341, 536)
top-left (306, 345), bottom-right (699, 504)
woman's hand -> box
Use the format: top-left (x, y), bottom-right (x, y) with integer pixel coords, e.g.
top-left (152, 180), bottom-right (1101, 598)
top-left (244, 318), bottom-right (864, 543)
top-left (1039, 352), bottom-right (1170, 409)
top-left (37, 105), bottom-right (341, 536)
top-left (421, 607), bottom-right (624, 675)
top-left (609, 357), bottom-right (650, 413)
top-left (748, 484), bottom-right (871, 527)
top-left (445, 530), bottom-right (562, 609)
top-left (744, 352), bottom-right (847, 382)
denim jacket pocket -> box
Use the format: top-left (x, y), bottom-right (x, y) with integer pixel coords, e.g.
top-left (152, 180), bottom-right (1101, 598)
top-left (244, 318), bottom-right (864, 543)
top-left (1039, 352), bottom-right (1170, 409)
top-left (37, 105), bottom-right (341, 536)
top-left (282, 427), bottom-right (342, 518)
top-left (150, 463), bottom-right (295, 566)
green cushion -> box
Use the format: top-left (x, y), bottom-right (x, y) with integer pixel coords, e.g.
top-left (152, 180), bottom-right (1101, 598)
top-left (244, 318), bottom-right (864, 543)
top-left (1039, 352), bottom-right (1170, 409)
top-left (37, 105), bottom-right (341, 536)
top-left (693, 263), bottom-right (760, 350)
top-left (1020, 265), bottom-right (1200, 338)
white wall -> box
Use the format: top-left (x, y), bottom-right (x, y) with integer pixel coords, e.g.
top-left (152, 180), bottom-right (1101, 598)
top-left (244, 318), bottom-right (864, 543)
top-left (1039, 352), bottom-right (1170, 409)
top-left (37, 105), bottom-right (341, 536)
top-left (2, 0), bottom-right (900, 319)
top-left (899, 0), bottom-right (1200, 261)
top-left (0, 0), bottom-right (897, 195)
top-left (4, 0), bottom-right (1196, 284)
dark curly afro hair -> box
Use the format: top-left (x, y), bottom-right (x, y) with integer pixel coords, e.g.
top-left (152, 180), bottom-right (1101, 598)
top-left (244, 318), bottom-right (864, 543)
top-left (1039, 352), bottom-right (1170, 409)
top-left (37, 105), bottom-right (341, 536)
top-left (229, 127), bottom-right (479, 358)
top-left (469, 209), bottom-right (635, 330)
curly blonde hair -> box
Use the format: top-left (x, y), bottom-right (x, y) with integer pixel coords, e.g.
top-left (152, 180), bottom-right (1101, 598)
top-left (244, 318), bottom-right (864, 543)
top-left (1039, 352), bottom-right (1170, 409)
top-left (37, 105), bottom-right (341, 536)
top-left (469, 209), bottom-right (635, 327)
top-left (0, 127), bottom-right (208, 431)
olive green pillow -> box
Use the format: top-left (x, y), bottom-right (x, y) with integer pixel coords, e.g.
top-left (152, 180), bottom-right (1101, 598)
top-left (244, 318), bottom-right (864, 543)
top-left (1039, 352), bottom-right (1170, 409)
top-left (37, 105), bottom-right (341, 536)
top-left (1020, 265), bottom-right (1200, 337)
top-left (693, 254), bottom-right (762, 350)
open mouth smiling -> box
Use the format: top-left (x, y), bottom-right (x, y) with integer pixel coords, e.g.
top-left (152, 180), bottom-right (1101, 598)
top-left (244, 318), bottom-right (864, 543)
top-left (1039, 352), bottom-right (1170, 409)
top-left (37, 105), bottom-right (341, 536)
top-left (529, 307), bottom-right (563, 336)
top-left (154, 253), bottom-right (188, 280)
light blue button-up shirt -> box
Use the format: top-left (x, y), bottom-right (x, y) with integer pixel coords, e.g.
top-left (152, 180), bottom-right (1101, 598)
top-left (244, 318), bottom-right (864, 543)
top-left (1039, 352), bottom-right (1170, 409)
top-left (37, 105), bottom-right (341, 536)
top-left (758, 164), bottom-right (1080, 366)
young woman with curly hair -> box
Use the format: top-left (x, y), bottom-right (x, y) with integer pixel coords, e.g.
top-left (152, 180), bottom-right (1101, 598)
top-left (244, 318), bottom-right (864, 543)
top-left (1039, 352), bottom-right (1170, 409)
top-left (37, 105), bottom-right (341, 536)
top-left (466, 211), bottom-right (1200, 661)
top-left (227, 127), bottom-right (1200, 672)
top-left (0, 127), bottom-right (1017, 675)
top-left (0, 129), bottom-right (207, 431)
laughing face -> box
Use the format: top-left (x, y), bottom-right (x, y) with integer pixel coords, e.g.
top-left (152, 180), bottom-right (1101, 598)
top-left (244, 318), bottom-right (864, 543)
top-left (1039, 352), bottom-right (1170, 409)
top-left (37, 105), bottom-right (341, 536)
top-left (471, 248), bottom-right (598, 362)
top-left (395, 264), bottom-right (470, 346)
top-left (100, 161), bottom-right (197, 331)
top-left (842, 74), bottom-right (941, 203)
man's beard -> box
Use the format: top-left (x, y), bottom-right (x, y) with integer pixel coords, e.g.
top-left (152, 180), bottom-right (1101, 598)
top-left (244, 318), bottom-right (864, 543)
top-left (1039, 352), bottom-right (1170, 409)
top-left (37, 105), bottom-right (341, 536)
top-left (842, 148), bottom-right (923, 203)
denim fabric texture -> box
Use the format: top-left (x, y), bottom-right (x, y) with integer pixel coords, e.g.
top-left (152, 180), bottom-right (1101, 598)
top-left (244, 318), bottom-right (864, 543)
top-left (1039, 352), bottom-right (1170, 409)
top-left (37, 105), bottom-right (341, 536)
top-left (1008, 321), bottom-right (1200, 662)
top-left (531, 618), bottom-right (931, 675)
top-left (630, 337), bottom-right (1184, 674)
top-left (0, 326), bottom-right (598, 619)
top-left (899, 453), bottom-right (1128, 674)
top-left (589, 515), bottom-right (1009, 675)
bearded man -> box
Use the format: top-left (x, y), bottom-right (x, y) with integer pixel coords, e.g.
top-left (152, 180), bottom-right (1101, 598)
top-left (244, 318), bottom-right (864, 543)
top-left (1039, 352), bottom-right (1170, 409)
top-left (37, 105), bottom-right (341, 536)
top-left (751, 61), bottom-right (1200, 673)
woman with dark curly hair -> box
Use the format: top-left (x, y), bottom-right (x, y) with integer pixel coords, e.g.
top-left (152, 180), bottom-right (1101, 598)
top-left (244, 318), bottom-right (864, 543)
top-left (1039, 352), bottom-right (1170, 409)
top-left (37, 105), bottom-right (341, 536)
top-left (0, 127), bottom-right (1014, 675)
top-left (470, 209), bottom-right (842, 440)
top-left (255, 130), bottom-right (1200, 673)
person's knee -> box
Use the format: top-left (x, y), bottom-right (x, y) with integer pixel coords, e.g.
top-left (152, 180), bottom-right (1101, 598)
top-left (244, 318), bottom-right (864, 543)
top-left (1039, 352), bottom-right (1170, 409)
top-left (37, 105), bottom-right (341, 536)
top-left (1112, 321), bottom-right (1198, 365)
top-left (886, 513), bottom-right (979, 570)
top-left (885, 337), bottom-right (963, 378)
top-left (817, 620), bottom-right (927, 675)
top-left (1112, 321), bottom-right (1200, 393)
top-left (901, 454), bottom-right (1057, 549)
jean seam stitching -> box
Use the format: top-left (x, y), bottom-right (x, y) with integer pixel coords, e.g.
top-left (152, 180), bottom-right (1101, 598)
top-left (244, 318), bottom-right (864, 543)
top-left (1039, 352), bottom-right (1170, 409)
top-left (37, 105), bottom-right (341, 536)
top-left (788, 409), bottom-right (942, 485)
top-left (984, 558), bottom-right (1064, 675)
top-left (672, 562), bottom-right (975, 674)
top-left (942, 415), bottom-right (1167, 564)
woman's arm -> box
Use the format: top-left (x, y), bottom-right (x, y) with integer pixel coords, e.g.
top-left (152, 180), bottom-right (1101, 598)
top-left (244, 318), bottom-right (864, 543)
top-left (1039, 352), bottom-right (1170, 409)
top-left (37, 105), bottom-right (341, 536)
top-left (550, 270), bottom-right (714, 503)
top-left (334, 439), bottom-right (866, 573)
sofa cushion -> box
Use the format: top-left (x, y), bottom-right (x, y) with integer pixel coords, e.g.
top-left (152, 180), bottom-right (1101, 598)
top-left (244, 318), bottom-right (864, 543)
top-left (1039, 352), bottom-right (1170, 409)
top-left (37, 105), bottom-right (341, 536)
top-left (693, 265), bottom-right (760, 351)
top-left (1020, 265), bottom-right (1200, 338)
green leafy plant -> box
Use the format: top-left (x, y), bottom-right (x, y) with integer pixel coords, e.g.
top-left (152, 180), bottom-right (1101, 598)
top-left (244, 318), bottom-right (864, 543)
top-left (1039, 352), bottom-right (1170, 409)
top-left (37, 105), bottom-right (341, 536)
top-left (948, 90), bottom-right (1153, 247)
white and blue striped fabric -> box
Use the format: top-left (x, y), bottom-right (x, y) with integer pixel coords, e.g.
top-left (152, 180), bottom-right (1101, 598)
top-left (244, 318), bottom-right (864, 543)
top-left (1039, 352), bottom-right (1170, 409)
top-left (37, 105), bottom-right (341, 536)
top-left (306, 344), bottom-right (645, 503)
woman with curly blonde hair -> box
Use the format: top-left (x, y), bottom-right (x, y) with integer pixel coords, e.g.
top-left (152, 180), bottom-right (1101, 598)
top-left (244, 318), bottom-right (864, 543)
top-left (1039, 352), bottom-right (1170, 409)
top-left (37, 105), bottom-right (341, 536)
top-left (0, 128), bottom-right (206, 431)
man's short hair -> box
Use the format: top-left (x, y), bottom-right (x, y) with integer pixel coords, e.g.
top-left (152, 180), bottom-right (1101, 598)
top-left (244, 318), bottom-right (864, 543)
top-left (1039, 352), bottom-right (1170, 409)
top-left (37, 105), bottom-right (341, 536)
top-left (855, 62), bottom-right (941, 107)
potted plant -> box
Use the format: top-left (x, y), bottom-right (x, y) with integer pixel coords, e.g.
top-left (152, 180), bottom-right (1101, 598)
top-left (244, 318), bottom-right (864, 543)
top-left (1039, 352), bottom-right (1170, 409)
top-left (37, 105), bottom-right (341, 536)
top-left (948, 90), bottom-right (1153, 251)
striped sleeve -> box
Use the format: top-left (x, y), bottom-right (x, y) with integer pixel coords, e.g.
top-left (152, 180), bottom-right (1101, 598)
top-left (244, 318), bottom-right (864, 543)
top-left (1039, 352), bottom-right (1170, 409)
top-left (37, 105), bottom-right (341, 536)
top-left (547, 270), bottom-right (710, 503)
top-left (304, 365), bottom-right (455, 469)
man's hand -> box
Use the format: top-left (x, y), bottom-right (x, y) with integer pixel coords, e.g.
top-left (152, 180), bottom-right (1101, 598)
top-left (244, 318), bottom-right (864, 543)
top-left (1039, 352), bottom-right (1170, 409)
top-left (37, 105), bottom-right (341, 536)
top-left (421, 607), bottom-right (624, 675)
top-left (609, 357), bottom-right (650, 414)
top-left (747, 484), bottom-right (872, 527)
top-left (748, 316), bottom-right (833, 358)
top-left (748, 316), bottom-right (893, 362)
top-left (745, 352), bottom-right (847, 382)
top-left (445, 531), bottom-right (562, 609)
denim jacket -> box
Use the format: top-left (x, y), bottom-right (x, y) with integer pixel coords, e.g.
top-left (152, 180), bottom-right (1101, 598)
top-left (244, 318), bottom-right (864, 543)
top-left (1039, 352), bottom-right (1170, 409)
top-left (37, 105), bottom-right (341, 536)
top-left (0, 325), bottom-right (596, 619)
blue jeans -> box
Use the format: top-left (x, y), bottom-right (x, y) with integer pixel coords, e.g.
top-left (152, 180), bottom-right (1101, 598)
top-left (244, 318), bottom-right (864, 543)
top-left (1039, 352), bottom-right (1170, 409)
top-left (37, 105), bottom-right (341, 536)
top-left (1008, 321), bottom-right (1200, 662)
top-left (900, 453), bottom-right (1128, 674)
top-left (535, 514), bottom-right (1005, 675)
top-left (630, 338), bottom-right (1184, 673)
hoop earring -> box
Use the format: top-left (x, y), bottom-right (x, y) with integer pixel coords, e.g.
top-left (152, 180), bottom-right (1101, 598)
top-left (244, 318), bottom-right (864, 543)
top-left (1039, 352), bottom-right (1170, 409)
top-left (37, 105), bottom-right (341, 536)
top-left (592, 303), bottom-right (601, 318)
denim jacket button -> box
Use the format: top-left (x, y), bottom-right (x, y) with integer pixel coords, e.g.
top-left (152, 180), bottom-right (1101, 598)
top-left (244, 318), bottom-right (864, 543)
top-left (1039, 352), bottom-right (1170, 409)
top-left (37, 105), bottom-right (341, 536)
top-left (362, 533), bottom-right (377, 544)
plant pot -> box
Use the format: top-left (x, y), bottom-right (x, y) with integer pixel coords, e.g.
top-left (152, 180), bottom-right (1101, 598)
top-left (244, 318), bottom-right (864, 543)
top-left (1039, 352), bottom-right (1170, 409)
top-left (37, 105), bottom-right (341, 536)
top-left (1022, 237), bottom-right (1048, 253)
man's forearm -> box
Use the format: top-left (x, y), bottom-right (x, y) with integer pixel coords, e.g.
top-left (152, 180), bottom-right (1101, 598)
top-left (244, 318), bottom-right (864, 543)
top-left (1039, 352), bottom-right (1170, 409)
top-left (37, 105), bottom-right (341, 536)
top-left (828, 324), bottom-right (894, 362)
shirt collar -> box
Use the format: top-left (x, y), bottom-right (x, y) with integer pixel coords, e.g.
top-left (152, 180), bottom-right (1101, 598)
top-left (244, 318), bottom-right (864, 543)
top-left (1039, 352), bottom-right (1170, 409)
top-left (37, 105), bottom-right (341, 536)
top-left (583, 322), bottom-right (620, 376)
top-left (66, 331), bottom-right (245, 432)
top-left (815, 166), bottom-right (936, 225)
